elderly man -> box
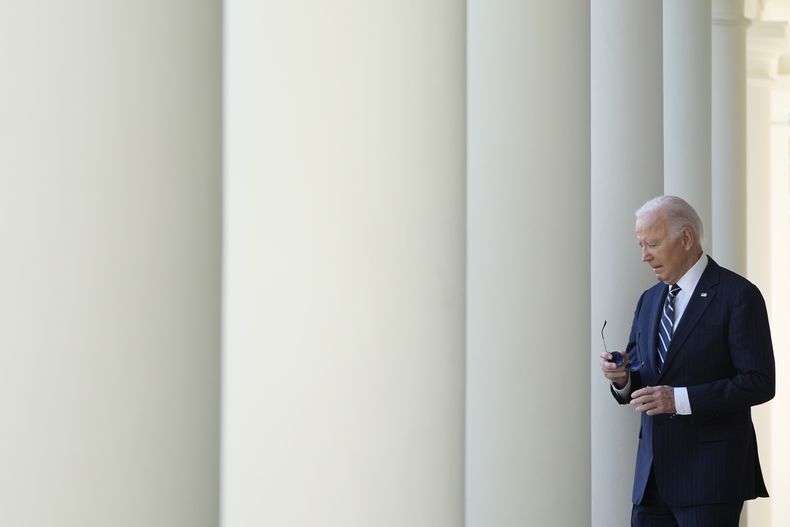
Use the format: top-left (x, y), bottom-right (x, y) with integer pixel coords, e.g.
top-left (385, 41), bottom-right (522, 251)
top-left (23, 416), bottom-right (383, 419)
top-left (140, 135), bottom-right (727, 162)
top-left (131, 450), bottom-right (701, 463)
top-left (601, 195), bottom-right (775, 527)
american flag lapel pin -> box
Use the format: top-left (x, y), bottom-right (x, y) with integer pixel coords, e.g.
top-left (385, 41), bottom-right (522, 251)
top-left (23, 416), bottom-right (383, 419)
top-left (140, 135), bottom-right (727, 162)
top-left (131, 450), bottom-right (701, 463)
top-left (701, 292), bottom-right (708, 297)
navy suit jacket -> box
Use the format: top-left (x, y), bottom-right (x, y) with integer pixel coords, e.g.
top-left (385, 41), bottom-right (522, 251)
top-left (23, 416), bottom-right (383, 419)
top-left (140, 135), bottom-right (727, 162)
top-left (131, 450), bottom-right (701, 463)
top-left (612, 257), bottom-right (775, 507)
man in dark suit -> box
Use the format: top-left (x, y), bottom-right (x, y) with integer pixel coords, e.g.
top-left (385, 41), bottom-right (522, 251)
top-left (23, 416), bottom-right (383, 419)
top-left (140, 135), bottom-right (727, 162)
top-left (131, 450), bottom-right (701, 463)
top-left (601, 195), bottom-right (775, 527)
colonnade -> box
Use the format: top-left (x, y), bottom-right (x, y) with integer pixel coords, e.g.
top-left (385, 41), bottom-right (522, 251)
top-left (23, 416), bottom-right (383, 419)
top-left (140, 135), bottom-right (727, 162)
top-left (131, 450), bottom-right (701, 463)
top-left (2, 1), bottom-right (786, 526)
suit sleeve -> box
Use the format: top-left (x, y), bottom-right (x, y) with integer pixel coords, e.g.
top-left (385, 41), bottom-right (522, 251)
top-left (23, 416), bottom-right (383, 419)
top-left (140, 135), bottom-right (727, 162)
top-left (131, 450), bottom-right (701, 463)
top-left (686, 282), bottom-right (775, 415)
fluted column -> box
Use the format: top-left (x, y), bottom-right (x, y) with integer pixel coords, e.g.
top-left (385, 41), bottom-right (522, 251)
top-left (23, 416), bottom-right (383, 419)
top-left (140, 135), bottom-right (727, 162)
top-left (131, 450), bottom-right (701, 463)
top-left (466, 1), bottom-right (590, 525)
top-left (591, 2), bottom-right (664, 526)
top-left (712, 0), bottom-right (749, 273)
top-left (0, 2), bottom-right (222, 526)
top-left (222, 2), bottom-right (465, 526)
top-left (664, 0), bottom-right (712, 255)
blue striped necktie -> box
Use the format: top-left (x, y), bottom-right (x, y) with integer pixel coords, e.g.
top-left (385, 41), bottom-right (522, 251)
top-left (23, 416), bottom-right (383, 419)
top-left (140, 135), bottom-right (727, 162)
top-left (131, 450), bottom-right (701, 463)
top-left (658, 283), bottom-right (681, 371)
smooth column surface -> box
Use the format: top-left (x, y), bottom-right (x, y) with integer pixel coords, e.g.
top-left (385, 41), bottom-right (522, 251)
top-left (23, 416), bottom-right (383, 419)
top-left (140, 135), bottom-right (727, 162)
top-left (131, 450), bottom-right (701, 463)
top-left (223, 2), bottom-right (465, 527)
top-left (768, 88), bottom-right (790, 527)
top-left (664, 0), bottom-right (712, 254)
top-left (591, 1), bottom-right (664, 526)
top-left (769, 94), bottom-right (790, 526)
top-left (712, 0), bottom-right (749, 273)
top-left (745, 78), bottom-right (773, 526)
top-left (466, 2), bottom-right (590, 525)
top-left (0, 2), bottom-right (222, 526)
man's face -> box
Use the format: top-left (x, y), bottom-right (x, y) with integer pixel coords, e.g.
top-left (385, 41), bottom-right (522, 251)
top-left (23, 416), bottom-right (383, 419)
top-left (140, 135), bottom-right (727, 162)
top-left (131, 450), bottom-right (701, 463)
top-left (635, 213), bottom-right (693, 285)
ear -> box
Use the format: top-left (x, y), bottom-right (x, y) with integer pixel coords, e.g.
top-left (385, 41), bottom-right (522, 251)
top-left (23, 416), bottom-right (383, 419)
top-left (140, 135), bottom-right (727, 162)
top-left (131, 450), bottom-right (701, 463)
top-left (681, 226), bottom-right (694, 249)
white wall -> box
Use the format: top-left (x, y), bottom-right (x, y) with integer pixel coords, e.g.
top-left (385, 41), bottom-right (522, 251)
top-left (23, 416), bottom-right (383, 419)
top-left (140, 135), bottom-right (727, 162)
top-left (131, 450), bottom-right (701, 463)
top-left (222, 2), bottom-right (466, 526)
top-left (0, 2), bottom-right (222, 526)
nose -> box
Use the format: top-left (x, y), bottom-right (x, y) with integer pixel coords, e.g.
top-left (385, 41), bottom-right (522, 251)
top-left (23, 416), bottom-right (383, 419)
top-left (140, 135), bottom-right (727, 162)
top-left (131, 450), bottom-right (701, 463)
top-left (641, 246), bottom-right (651, 261)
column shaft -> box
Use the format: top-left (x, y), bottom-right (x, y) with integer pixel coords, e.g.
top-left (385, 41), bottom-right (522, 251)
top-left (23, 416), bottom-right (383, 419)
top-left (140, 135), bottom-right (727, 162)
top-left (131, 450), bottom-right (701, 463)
top-left (0, 2), bottom-right (222, 526)
top-left (712, 0), bottom-right (749, 273)
top-left (466, 1), bottom-right (590, 525)
top-left (222, 2), bottom-right (466, 526)
top-left (768, 88), bottom-right (790, 527)
top-left (745, 79), bottom-right (773, 526)
top-left (591, 1), bottom-right (664, 525)
top-left (664, 0), bottom-right (712, 254)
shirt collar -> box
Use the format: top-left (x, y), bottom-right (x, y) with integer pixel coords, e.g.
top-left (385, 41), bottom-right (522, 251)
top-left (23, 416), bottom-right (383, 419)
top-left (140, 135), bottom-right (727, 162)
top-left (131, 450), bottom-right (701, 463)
top-left (675, 253), bottom-right (708, 294)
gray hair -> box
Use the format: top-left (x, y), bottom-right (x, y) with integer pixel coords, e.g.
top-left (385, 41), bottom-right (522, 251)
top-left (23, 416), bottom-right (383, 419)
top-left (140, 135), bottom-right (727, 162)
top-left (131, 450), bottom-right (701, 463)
top-left (635, 195), bottom-right (704, 245)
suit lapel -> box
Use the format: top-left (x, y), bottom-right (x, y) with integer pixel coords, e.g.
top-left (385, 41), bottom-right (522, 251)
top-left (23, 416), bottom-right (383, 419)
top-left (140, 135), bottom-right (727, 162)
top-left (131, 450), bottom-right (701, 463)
top-left (658, 258), bottom-right (721, 377)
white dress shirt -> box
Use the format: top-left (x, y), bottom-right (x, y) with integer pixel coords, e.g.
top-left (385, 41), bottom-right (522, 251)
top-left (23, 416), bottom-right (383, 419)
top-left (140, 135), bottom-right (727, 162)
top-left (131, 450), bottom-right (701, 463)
top-left (614, 254), bottom-right (709, 415)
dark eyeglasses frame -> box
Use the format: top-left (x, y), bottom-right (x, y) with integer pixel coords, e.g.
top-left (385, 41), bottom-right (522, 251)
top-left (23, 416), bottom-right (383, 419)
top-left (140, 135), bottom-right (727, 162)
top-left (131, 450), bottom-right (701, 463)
top-left (601, 320), bottom-right (643, 372)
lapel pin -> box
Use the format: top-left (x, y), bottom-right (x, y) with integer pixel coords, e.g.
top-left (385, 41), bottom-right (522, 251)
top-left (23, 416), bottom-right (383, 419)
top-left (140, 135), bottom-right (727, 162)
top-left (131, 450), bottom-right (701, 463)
top-left (701, 292), bottom-right (708, 297)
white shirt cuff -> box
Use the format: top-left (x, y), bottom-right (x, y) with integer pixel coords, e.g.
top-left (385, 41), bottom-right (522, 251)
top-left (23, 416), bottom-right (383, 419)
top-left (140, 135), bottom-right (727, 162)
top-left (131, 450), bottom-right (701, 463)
top-left (612, 375), bottom-right (631, 398)
top-left (674, 387), bottom-right (692, 415)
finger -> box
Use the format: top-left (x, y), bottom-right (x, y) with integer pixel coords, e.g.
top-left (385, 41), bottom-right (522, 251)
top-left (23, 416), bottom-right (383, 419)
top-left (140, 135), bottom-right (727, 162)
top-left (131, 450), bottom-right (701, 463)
top-left (631, 386), bottom-right (653, 398)
top-left (646, 403), bottom-right (668, 416)
top-left (601, 355), bottom-right (618, 366)
top-left (630, 392), bottom-right (656, 405)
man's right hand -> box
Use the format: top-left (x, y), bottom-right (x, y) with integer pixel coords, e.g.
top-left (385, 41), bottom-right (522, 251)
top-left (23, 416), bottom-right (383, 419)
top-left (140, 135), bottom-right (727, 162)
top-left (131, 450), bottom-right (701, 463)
top-left (600, 351), bottom-right (629, 389)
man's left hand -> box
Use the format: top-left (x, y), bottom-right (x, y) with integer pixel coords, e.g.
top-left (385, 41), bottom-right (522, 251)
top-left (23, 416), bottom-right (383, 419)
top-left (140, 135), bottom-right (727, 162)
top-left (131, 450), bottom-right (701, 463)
top-left (630, 385), bottom-right (675, 416)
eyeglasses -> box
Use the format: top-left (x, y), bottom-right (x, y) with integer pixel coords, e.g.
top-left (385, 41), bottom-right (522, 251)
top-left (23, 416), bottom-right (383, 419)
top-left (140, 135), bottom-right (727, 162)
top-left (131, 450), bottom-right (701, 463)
top-left (601, 320), bottom-right (643, 372)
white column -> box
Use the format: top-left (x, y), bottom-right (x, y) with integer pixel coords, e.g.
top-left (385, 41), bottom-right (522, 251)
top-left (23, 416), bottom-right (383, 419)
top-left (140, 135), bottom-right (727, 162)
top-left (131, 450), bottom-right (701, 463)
top-left (0, 2), bottom-right (221, 527)
top-left (664, 0), bottom-right (712, 255)
top-left (712, 0), bottom-right (750, 273)
top-left (744, 20), bottom-right (789, 524)
top-left (747, 21), bottom-right (789, 292)
top-left (746, 78), bottom-right (774, 527)
top-left (466, 2), bottom-right (590, 525)
top-left (591, 2), bottom-right (664, 526)
top-left (768, 83), bottom-right (790, 527)
top-left (222, 2), bottom-right (465, 527)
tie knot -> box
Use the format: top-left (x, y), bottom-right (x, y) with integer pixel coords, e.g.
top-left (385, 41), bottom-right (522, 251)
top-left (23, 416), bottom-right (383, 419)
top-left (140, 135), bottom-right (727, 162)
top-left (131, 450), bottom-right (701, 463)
top-left (669, 284), bottom-right (681, 297)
